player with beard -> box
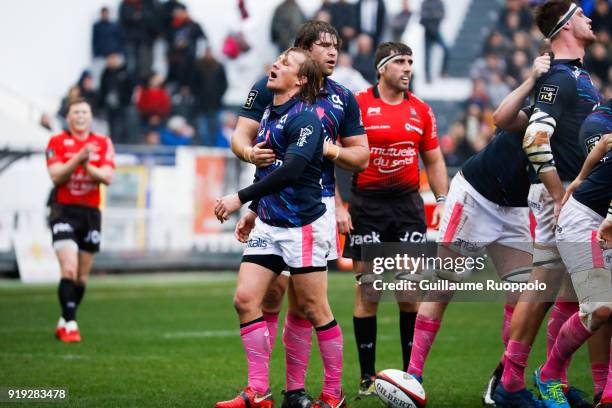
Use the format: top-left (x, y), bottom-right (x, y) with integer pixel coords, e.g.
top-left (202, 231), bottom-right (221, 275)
top-left (343, 42), bottom-right (448, 395)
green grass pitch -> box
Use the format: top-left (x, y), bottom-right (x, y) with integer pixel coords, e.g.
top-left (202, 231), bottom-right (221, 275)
top-left (0, 272), bottom-right (593, 407)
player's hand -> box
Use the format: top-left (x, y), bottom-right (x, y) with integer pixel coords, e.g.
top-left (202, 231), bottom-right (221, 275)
top-left (561, 178), bottom-right (582, 205)
top-left (77, 144), bottom-right (96, 163)
top-left (531, 53), bottom-right (551, 80)
top-left (235, 211), bottom-right (257, 242)
top-left (323, 141), bottom-right (341, 160)
top-left (431, 202), bottom-right (445, 228)
top-left (336, 204), bottom-right (353, 234)
top-left (214, 194), bottom-right (242, 223)
top-left (247, 141), bottom-right (275, 167)
top-left (605, 133), bottom-right (612, 152)
top-left (597, 218), bottom-right (612, 249)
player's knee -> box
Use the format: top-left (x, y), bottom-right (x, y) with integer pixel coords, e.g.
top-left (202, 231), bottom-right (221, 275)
top-left (355, 299), bottom-right (378, 316)
top-left (60, 263), bottom-right (78, 280)
top-left (262, 282), bottom-right (287, 312)
top-left (76, 275), bottom-right (88, 286)
top-left (233, 290), bottom-right (257, 315)
top-left (579, 302), bottom-right (612, 331)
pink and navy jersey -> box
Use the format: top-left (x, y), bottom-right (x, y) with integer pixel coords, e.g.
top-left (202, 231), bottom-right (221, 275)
top-left (573, 99), bottom-right (612, 218)
top-left (254, 98), bottom-right (325, 227)
top-left (240, 76), bottom-right (364, 197)
top-left (532, 59), bottom-right (603, 182)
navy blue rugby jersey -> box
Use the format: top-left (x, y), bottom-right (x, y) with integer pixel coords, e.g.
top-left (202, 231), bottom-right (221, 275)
top-left (531, 59), bottom-right (602, 182)
top-left (462, 127), bottom-right (533, 207)
top-left (254, 98), bottom-right (325, 227)
top-left (239, 76), bottom-right (364, 197)
top-left (573, 99), bottom-right (612, 218)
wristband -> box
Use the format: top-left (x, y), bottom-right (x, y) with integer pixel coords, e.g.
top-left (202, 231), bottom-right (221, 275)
top-left (332, 144), bottom-right (340, 161)
top-left (436, 195), bottom-right (447, 203)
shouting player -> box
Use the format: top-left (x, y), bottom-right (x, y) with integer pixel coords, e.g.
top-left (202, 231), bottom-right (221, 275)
top-left (214, 48), bottom-right (345, 408)
top-left (46, 98), bottom-right (115, 343)
top-left (344, 42), bottom-right (448, 395)
top-left (495, 2), bottom-right (603, 407)
top-left (532, 100), bottom-right (612, 408)
top-left (232, 20), bottom-right (368, 408)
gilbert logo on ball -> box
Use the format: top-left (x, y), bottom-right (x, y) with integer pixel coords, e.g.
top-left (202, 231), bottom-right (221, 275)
top-left (375, 369), bottom-right (427, 408)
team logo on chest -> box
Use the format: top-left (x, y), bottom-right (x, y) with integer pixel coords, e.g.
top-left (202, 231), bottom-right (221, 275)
top-left (329, 94), bottom-right (344, 110)
top-left (367, 106), bottom-right (381, 116)
top-left (405, 123), bottom-right (424, 135)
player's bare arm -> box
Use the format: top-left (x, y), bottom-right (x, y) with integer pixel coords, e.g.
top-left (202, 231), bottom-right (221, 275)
top-left (334, 186), bottom-right (353, 234)
top-left (324, 133), bottom-right (369, 172)
top-left (85, 164), bottom-right (114, 185)
top-left (563, 133), bottom-right (612, 204)
top-left (47, 145), bottom-right (92, 186)
top-left (493, 53), bottom-right (551, 132)
top-left (231, 116), bottom-right (276, 167)
top-left (421, 147), bottom-right (448, 226)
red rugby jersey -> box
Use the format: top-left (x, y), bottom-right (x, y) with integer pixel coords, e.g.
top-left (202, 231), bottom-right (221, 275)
top-left (46, 131), bottom-right (115, 208)
top-left (354, 86), bottom-right (438, 193)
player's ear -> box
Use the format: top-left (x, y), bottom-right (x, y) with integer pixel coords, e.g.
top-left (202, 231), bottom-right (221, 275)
top-left (296, 75), bottom-right (307, 87)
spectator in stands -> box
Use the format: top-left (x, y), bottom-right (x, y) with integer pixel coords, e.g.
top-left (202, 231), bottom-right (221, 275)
top-left (499, 11), bottom-right (522, 39)
top-left (119, 0), bottom-right (157, 79)
top-left (92, 7), bottom-right (124, 60)
top-left (171, 85), bottom-right (197, 127)
top-left (440, 121), bottom-right (474, 166)
top-left (191, 47), bottom-right (227, 146)
top-left (270, 0), bottom-right (305, 54)
top-left (330, 52), bottom-right (371, 92)
top-left (470, 51), bottom-right (506, 83)
top-left (482, 30), bottom-right (511, 57)
top-left (218, 111), bottom-right (238, 148)
top-left (591, 0), bottom-right (612, 34)
top-left (99, 53), bottom-right (135, 144)
top-left (486, 73), bottom-right (511, 107)
top-left (160, 115), bottom-right (194, 146)
top-left (166, 5), bottom-right (206, 88)
top-left (326, 0), bottom-right (357, 51)
top-left (356, 0), bottom-right (386, 47)
top-left (585, 41), bottom-right (610, 86)
top-left (145, 129), bottom-right (160, 145)
top-left (505, 49), bottom-right (530, 87)
top-left (160, 0), bottom-right (185, 41)
top-left (465, 78), bottom-right (490, 109)
top-left (390, 0), bottom-right (412, 41)
top-left (77, 70), bottom-right (100, 115)
top-left (135, 72), bottom-right (172, 127)
top-left (58, 86), bottom-right (82, 119)
top-left (497, 0), bottom-right (533, 33)
top-left (313, 8), bottom-right (332, 23)
top-left (420, 0), bottom-right (450, 82)
top-left (511, 31), bottom-right (536, 59)
top-left (353, 33), bottom-right (376, 84)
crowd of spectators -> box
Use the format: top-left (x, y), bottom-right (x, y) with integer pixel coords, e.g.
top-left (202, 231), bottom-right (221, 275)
top-left (440, 0), bottom-right (612, 167)
top-left (52, 0), bottom-right (611, 161)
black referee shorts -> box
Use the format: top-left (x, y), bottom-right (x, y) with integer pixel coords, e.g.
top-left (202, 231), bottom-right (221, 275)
top-left (49, 204), bottom-right (102, 253)
top-left (342, 191), bottom-right (427, 260)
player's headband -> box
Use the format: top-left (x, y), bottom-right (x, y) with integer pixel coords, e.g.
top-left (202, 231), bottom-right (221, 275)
top-left (547, 2), bottom-right (578, 39)
top-left (376, 52), bottom-right (411, 71)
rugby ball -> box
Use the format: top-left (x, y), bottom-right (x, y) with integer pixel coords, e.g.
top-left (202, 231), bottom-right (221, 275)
top-left (375, 369), bottom-right (427, 408)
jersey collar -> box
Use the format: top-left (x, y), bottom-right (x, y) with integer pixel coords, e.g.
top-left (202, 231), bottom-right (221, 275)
top-left (317, 77), bottom-right (331, 96)
top-left (552, 58), bottom-right (582, 67)
top-left (372, 84), bottom-right (409, 100)
top-left (270, 97), bottom-right (299, 117)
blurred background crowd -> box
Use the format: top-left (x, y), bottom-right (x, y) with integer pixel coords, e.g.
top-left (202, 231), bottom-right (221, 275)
top-left (50, 0), bottom-right (611, 166)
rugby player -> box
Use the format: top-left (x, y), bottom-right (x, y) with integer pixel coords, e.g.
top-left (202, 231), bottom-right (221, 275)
top-left (493, 1), bottom-right (603, 407)
top-left (46, 98), bottom-right (115, 343)
top-left (344, 42), bottom-right (448, 395)
top-left (232, 20), bottom-right (368, 408)
top-left (399, 55), bottom-right (549, 407)
top-left (214, 48), bottom-right (344, 408)
top-left (532, 100), bottom-right (612, 408)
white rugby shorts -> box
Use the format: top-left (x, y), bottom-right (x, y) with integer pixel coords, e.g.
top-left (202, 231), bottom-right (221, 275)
top-left (243, 211), bottom-right (334, 270)
top-left (437, 172), bottom-right (532, 255)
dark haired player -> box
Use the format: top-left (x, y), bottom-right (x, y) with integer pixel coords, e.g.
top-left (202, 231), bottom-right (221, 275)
top-left (493, 1), bottom-right (603, 407)
top-left (533, 100), bottom-right (612, 408)
top-left (231, 20), bottom-right (368, 408)
top-left (46, 98), bottom-right (115, 343)
top-left (344, 41), bottom-right (448, 395)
